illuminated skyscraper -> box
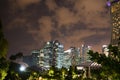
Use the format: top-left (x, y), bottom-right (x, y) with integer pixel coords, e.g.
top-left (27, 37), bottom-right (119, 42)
top-left (39, 40), bottom-right (65, 69)
top-left (108, 0), bottom-right (120, 47)
top-left (64, 47), bottom-right (80, 68)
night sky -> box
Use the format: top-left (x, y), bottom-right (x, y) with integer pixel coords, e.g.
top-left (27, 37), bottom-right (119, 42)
top-left (0, 0), bottom-right (111, 57)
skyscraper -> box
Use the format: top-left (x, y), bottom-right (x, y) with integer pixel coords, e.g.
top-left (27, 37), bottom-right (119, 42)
top-left (64, 47), bottom-right (80, 68)
top-left (109, 0), bottom-right (120, 47)
top-left (39, 40), bottom-right (65, 69)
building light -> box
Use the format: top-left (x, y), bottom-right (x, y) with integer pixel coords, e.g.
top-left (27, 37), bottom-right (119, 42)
top-left (77, 66), bottom-right (85, 70)
top-left (47, 41), bottom-right (50, 45)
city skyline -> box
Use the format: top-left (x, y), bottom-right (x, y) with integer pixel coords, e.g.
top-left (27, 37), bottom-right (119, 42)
top-left (23, 41), bottom-right (92, 69)
top-left (0, 0), bottom-right (111, 56)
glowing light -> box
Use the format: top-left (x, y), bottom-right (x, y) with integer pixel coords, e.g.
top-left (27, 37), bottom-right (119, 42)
top-left (47, 42), bottom-right (50, 45)
top-left (20, 65), bottom-right (26, 71)
top-left (64, 49), bottom-right (71, 53)
top-left (102, 45), bottom-right (107, 47)
top-left (107, 1), bottom-right (111, 6)
top-left (77, 66), bottom-right (84, 70)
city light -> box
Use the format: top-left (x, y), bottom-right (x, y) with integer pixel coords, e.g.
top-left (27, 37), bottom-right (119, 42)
top-left (19, 65), bottom-right (26, 71)
top-left (107, 1), bottom-right (111, 6)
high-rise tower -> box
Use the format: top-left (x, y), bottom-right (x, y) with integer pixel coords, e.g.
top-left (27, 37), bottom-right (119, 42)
top-left (108, 0), bottom-right (120, 47)
top-left (39, 40), bottom-right (64, 69)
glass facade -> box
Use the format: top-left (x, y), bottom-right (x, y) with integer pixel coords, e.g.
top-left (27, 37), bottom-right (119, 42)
top-left (39, 40), bottom-right (65, 69)
top-left (64, 47), bottom-right (80, 68)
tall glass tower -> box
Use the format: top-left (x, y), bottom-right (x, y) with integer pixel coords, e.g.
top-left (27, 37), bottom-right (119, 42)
top-left (39, 40), bottom-right (65, 69)
top-left (109, 0), bottom-right (120, 47)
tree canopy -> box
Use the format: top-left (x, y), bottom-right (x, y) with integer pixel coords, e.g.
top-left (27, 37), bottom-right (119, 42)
top-left (0, 20), bottom-right (9, 80)
top-left (88, 45), bottom-right (120, 80)
top-left (0, 20), bottom-right (8, 58)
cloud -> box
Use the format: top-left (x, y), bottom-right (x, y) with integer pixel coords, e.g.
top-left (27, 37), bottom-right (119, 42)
top-left (16, 0), bottom-right (41, 8)
top-left (9, 0), bottom-right (41, 9)
top-left (51, 28), bottom-right (99, 49)
top-left (45, 0), bottom-right (58, 11)
top-left (6, 18), bottom-right (27, 30)
top-left (27, 16), bottom-right (54, 42)
top-left (38, 16), bottom-right (54, 40)
top-left (54, 7), bottom-right (80, 27)
top-left (74, 0), bottom-right (110, 29)
top-left (45, 0), bottom-right (81, 27)
top-left (74, 0), bottom-right (106, 12)
top-left (28, 0), bottom-right (110, 51)
top-left (4, 0), bottom-right (111, 54)
top-left (45, 0), bottom-right (110, 29)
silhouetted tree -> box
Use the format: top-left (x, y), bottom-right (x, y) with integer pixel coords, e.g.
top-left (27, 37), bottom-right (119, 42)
top-left (9, 52), bottom-right (23, 60)
top-left (4, 62), bottom-right (21, 80)
top-left (9, 55), bottom-right (16, 60)
top-left (88, 45), bottom-right (120, 80)
top-left (0, 20), bottom-right (9, 80)
top-left (16, 52), bottom-right (23, 58)
top-left (0, 20), bottom-right (8, 58)
top-left (65, 66), bottom-right (73, 80)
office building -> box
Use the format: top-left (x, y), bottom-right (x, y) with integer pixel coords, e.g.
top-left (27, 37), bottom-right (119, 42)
top-left (109, 0), bottom-right (120, 47)
top-left (64, 47), bottom-right (80, 68)
top-left (31, 50), bottom-right (40, 67)
top-left (39, 40), bottom-right (65, 69)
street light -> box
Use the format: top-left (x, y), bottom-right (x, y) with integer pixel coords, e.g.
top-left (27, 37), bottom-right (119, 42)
top-left (19, 65), bottom-right (26, 72)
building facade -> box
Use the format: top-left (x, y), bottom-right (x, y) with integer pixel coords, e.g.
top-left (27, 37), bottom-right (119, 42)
top-left (110, 0), bottom-right (120, 47)
top-left (39, 40), bottom-right (65, 69)
top-left (31, 50), bottom-right (41, 67)
top-left (64, 47), bottom-right (80, 68)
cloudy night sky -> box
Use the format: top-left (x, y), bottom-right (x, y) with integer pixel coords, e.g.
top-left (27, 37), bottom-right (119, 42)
top-left (0, 0), bottom-right (111, 56)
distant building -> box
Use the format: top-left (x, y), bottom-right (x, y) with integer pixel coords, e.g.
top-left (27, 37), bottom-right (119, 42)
top-left (64, 47), bottom-right (80, 68)
top-left (31, 50), bottom-right (40, 67)
top-left (27, 42), bottom-right (92, 69)
top-left (23, 55), bottom-right (33, 66)
top-left (56, 44), bottom-right (64, 68)
top-left (64, 48), bottom-right (73, 68)
top-left (109, 0), bottom-right (120, 48)
top-left (80, 44), bottom-right (91, 63)
top-left (39, 40), bottom-right (65, 69)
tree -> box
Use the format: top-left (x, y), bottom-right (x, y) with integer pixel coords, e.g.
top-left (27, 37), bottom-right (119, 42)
top-left (88, 45), bottom-right (120, 80)
top-left (0, 20), bottom-right (9, 80)
top-left (9, 52), bottom-right (23, 60)
top-left (0, 20), bottom-right (8, 58)
top-left (0, 57), bottom-right (9, 80)
top-left (47, 66), bottom-right (61, 79)
top-left (65, 66), bottom-right (73, 80)
top-left (4, 62), bottom-right (21, 80)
